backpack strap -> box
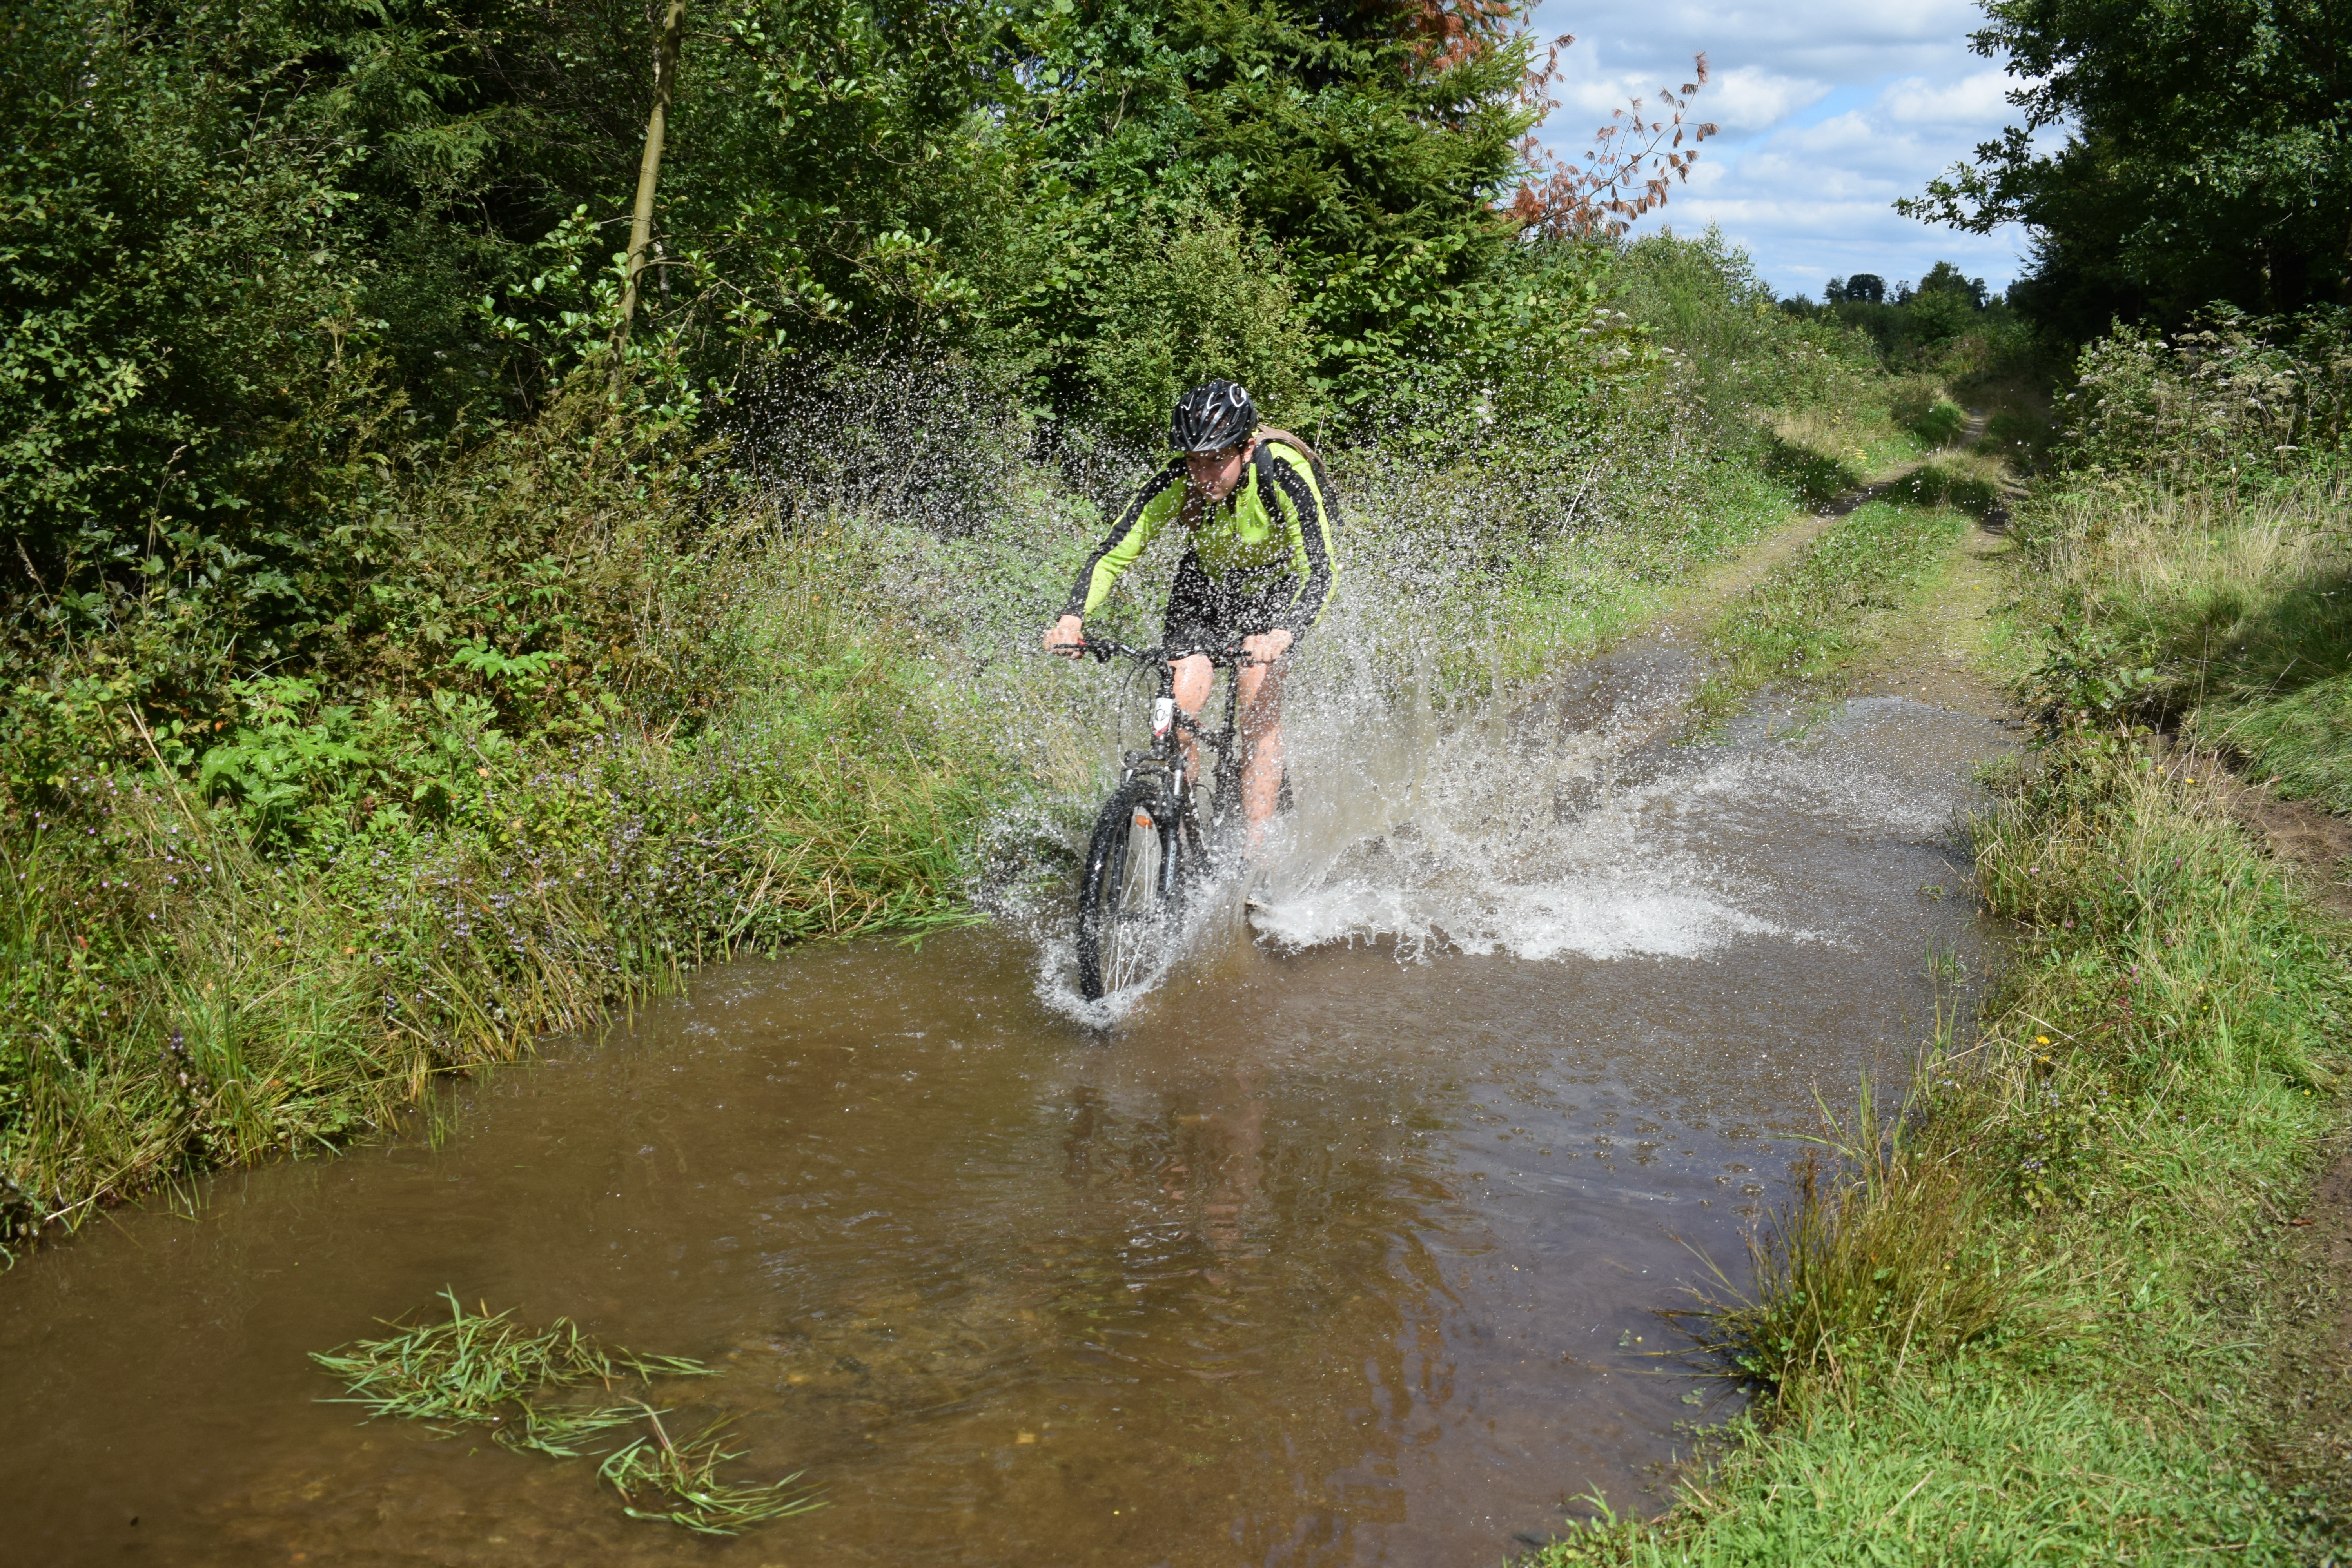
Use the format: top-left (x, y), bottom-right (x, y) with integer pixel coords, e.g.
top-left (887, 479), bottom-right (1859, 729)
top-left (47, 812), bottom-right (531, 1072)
top-left (1252, 426), bottom-right (1332, 494)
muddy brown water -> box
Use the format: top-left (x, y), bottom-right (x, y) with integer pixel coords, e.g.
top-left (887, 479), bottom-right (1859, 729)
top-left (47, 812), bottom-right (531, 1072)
top-left (0, 688), bottom-right (2011, 1566)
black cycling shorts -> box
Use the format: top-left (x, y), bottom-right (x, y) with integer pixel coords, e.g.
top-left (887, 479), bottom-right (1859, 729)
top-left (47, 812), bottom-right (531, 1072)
top-left (1161, 552), bottom-right (1300, 650)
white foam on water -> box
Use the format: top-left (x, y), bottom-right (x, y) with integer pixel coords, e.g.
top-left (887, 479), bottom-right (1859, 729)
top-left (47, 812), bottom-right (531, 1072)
top-left (1025, 861), bottom-right (1253, 1027)
top-left (1245, 875), bottom-right (1778, 962)
top-left (1010, 669), bottom-right (2011, 1020)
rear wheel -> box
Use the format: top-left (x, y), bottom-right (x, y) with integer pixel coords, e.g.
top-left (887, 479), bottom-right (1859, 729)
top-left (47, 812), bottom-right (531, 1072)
top-left (1076, 781), bottom-right (1184, 1001)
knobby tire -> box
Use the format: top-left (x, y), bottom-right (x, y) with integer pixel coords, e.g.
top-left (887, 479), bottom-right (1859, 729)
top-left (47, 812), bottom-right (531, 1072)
top-left (1076, 780), bottom-right (1183, 1001)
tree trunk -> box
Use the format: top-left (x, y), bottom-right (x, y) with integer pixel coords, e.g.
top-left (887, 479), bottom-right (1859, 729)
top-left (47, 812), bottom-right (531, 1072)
top-left (613, 0), bottom-right (686, 382)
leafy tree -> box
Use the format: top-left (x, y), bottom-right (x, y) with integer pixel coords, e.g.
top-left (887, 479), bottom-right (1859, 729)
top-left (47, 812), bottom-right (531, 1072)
top-left (1004, 0), bottom-right (1539, 419)
top-left (1902, 0), bottom-right (2352, 339)
top-left (0, 0), bottom-right (1035, 638)
top-left (1918, 260), bottom-right (1991, 308)
top-left (2, 0), bottom-right (448, 650)
top-left (1075, 210), bottom-right (1319, 443)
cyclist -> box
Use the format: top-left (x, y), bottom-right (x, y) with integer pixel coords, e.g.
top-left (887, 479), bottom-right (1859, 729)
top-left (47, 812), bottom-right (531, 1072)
top-left (1043, 380), bottom-right (1336, 855)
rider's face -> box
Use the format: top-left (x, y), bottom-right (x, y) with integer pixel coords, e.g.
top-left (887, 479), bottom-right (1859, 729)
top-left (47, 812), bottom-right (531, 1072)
top-left (1184, 444), bottom-right (1246, 504)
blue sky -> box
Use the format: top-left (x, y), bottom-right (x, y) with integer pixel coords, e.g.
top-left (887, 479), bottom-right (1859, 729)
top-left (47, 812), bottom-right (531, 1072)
top-left (1523, 0), bottom-right (2047, 301)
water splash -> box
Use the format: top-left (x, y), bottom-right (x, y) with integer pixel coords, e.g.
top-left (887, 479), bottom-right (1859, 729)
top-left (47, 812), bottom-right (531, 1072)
top-left (723, 358), bottom-right (1978, 1018)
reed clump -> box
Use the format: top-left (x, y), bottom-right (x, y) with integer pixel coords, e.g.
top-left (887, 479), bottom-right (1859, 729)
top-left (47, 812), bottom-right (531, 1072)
top-left (1675, 1123), bottom-right (2048, 1406)
top-left (312, 1289), bottom-right (712, 1443)
top-left (599, 1408), bottom-right (824, 1535)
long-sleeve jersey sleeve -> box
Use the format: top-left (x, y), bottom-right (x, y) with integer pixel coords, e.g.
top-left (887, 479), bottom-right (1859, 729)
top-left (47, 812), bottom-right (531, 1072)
top-left (1062, 459), bottom-right (1186, 621)
top-left (1255, 445), bottom-right (1337, 636)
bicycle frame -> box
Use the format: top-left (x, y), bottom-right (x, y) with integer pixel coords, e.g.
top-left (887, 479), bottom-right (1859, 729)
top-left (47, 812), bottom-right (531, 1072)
top-left (1079, 637), bottom-right (1259, 866)
top-left (1063, 637), bottom-right (1269, 999)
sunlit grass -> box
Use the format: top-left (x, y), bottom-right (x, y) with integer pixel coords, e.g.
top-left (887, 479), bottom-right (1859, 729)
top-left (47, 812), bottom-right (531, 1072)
top-left (1688, 498), bottom-right (1971, 728)
top-left (2017, 468), bottom-right (2352, 810)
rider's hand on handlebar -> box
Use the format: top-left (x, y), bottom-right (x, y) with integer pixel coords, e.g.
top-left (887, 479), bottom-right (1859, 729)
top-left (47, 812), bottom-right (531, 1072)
top-left (1044, 614), bottom-right (1087, 659)
top-left (1243, 628), bottom-right (1293, 665)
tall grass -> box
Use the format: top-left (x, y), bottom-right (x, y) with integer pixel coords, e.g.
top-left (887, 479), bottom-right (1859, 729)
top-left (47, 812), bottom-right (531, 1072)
top-left (2017, 470), bottom-right (2352, 811)
top-left (0, 527), bottom-right (1004, 1247)
top-left (1672, 1126), bottom-right (2045, 1409)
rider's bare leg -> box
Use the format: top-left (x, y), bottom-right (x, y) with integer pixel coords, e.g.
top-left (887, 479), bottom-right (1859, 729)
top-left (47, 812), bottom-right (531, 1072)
top-left (1172, 644), bottom-right (1290, 853)
top-left (1171, 653), bottom-right (1213, 785)
top-left (1233, 641), bottom-right (1291, 854)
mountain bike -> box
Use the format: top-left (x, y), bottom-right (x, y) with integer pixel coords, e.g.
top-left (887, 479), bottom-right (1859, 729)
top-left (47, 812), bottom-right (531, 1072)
top-left (1070, 638), bottom-right (1261, 1001)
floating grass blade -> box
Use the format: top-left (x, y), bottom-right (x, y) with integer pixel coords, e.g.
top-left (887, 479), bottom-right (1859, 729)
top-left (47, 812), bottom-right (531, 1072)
top-left (496, 1403), bottom-right (646, 1459)
top-left (598, 1407), bottom-right (826, 1536)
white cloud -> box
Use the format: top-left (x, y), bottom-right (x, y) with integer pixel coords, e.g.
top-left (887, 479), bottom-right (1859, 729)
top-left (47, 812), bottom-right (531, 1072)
top-left (1701, 67), bottom-right (1833, 131)
top-left (1879, 69), bottom-right (2014, 126)
top-left (1524, 0), bottom-right (2035, 298)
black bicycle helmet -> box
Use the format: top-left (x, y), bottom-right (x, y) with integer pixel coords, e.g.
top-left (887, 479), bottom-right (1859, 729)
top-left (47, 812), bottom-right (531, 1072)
top-left (1169, 380), bottom-right (1256, 453)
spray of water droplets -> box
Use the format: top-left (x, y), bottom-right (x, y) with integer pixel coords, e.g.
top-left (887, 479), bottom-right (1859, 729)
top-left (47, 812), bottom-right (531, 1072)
top-left (725, 358), bottom-right (1989, 1020)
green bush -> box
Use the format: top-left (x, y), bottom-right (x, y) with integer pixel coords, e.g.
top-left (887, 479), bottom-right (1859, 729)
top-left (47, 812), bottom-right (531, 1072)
top-left (2060, 308), bottom-right (2352, 480)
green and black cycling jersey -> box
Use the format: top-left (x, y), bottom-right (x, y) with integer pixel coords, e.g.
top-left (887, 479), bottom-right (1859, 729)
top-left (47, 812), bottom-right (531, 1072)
top-left (1062, 440), bottom-right (1337, 637)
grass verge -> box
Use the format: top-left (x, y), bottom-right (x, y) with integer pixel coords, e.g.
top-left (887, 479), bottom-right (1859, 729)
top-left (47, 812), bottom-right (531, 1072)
top-left (0, 527), bottom-right (1003, 1247)
top-left (2014, 467), bottom-right (2352, 815)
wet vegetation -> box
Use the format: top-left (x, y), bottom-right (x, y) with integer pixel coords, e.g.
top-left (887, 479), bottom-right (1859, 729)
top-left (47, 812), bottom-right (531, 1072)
top-left (597, 1409), bottom-right (825, 1536)
top-left (314, 1290), bottom-right (818, 1534)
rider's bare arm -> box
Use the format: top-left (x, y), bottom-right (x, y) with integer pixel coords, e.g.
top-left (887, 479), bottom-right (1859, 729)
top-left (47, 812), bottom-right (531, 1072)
top-left (1044, 614), bottom-right (1085, 656)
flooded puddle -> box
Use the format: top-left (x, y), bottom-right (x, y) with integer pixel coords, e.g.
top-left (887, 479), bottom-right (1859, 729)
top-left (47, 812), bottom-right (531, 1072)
top-left (0, 686), bottom-right (2011, 1566)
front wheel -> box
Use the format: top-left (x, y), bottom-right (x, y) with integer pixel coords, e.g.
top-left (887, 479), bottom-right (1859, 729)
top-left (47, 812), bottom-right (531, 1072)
top-left (1075, 780), bottom-right (1185, 1001)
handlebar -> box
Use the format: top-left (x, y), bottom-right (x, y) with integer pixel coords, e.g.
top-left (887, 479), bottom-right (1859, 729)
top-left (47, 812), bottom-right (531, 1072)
top-left (1069, 637), bottom-right (1269, 669)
